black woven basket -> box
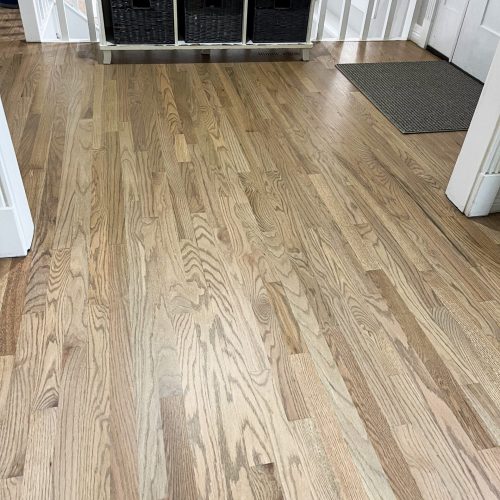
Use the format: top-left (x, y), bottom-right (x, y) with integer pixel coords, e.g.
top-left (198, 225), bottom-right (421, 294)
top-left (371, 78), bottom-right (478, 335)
top-left (184, 0), bottom-right (243, 43)
top-left (110, 0), bottom-right (175, 44)
top-left (252, 0), bottom-right (310, 43)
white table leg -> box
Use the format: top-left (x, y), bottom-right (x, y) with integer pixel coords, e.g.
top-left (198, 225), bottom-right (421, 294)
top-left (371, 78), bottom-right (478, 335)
top-left (102, 50), bottom-right (112, 64)
top-left (302, 49), bottom-right (310, 61)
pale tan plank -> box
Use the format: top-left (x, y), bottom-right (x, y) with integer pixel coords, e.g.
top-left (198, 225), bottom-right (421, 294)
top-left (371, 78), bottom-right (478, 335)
top-left (0, 476), bottom-right (22, 500)
top-left (291, 353), bottom-right (385, 500)
top-left (0, 313), bottom-right (45, 478)
top-left (160, 395), bottom-right (198, 500)
top-left (21, 407), bottom-right (58, 499)
top-left (0, 356), bottom-right (14, 416)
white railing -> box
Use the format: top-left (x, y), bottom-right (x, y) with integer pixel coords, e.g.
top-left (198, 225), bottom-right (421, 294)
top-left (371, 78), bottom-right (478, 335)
top-left (18, 0), bottom-right (99, 42)
top-left (18, 0), bottom-right (54, 41)
top-left (314, 0), bottom-right (419, 41)
top-left (35, 0), bottom-right (54, 23)
top-left (20, 0), bottom-right (416, 43)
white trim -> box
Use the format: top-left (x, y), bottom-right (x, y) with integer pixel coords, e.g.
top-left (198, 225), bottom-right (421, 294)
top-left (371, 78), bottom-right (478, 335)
top-left (97, 0), bottom-right (106, 43)
top-left (401, 0), bottom-right (418, 40)
top-left (0, 98), bottom-right (34, 258)
top-left (173, 0), bottom-right (179, 43)
top-left (306, 0), bottom-right (317, 42)
top-left (84, 0), bottom-right (98, 41)
top-left (18, 0), bottom-right (43, 41)
top-left (463, 172), bottom-right (500, 217)
top-left (360, 0), bottom-right (376, 40)
top-left (448, 0), bottom-right (470, 61)
top-left (101, 41), bottom-right (314, 50)
top-left (491, 191), bottom-right (500, 213)
top-left (382, 0), bottom-right (397, 39)
top-left (100, 41), bottom-right (315, 63)
top-left (55, 0), bottom-right (69, 40)
top-left (39, 1), bottom-right (57, 38)
top-left (320, 36), bottom-right (408, 41)
top-left (446, 43), bottom-right (500, 216)
top-left (482, 125), bottom-right (500, 175)
top-left (409, 0), bottom-right (438, 48)
top-left (316, 0), bottom-right (328, 41)
top-left (242, 0), bottom-right (249, 42)
top-left (103, 50), bottom-right (112, 64)
top-left (315, 0), bottom-right (419, 42)
top-left (338, 0), bottom-right (352, 40)
top-left (409, 22), bottom-right (423, 45)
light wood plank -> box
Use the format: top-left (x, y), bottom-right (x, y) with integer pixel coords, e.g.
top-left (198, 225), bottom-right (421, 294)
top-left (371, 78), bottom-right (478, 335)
top-left (0, 40), bottom-right (498, 500)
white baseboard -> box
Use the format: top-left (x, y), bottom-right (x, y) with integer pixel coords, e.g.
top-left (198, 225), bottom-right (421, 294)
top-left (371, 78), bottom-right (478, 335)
top-left (491, 188), bottom-right (500, 213)
top-left (410, 24), bottom-right (425, 48)
top-left (461, 173), bottom-right (500, 217)
top-left (0, 208), bottom-right (32, 257)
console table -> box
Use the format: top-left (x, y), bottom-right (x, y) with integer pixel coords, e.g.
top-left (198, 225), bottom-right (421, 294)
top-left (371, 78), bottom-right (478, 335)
top-left (97, 0), bottom-right (316, 63)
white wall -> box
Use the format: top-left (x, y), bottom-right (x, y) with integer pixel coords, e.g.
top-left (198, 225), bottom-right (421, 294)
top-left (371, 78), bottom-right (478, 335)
top-left (41, 3), bottom-right (61, 41)
top-left (320, 0), bottom-right (413, 40)
top-left (389, 0), bottom-right (409, 38)
top-left (0, 98), bottom-right (34, 258)
top-left (492, 190), bottom-right (500, 213)
top-left (18, 0), bottom-right (97, 42)
top-left (416, 0), bottom-right (429, 25)
top-left (446, 42), bottom-right (500, 216)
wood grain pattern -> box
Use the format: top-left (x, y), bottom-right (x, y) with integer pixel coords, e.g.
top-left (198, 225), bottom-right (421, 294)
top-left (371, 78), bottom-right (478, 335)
top-left (160, 394), bottom-right (198, 500)
top-left (0, 7), bottom-right (24, 42)
top-left (0, 257), bottom-right (31, 355)
top-left (21, 407), bottom-right (58, 499)
top-left (0, 39), bottom-right (499, 499)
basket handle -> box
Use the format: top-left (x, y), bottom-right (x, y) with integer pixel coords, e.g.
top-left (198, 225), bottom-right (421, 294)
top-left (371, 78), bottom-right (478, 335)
top-left (274, 0), bottom-right (291, 8)
top-left (204, 0), bottom-right (223, 8)
top-left (131, 0), bottom-right (152, 8)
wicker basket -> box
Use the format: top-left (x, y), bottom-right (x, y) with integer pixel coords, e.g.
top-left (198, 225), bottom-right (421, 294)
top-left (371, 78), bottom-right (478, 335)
top-left (110, 0), bottom-right (175, 44)
top-left (184, 0), bottom-right (244, 43)
top-left (252, 0), bottom-right (310, 43)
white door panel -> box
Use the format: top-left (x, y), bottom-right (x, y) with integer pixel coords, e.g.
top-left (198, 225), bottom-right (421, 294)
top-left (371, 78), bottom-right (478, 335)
top-left (452, 0), bottom-right (500, 81)
top-left (428, 0), bottom-right (469, 57)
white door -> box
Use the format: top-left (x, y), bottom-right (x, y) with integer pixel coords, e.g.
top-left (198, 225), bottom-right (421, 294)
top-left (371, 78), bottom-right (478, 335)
top-left (0, 97), bottom-right (34, 258)
top-left (452, 0), bottom-right (500, 82)
top-left (428, 0), bottom-right (469, 57)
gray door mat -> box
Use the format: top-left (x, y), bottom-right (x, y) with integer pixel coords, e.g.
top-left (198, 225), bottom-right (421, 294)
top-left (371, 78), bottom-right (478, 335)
top-left (336, 61), bottom-right (483, 134)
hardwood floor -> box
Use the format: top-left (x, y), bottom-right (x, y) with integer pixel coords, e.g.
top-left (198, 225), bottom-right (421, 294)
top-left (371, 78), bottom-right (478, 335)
top-left (0, 7), bottom-right (24, 42)
top-left (0, 39), bottom-right (499, 499)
